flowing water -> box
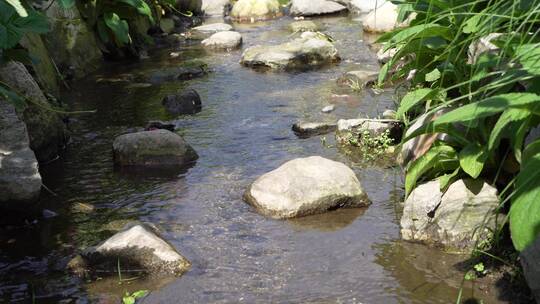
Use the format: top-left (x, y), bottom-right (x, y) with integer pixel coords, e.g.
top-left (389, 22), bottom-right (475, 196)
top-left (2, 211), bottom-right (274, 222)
top-left (0, 15), bottom-right (510, 303)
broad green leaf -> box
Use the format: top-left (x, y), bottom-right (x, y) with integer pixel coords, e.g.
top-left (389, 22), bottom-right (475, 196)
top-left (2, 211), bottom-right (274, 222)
top-left (510, 153), bottom-right (540, 251)
top-left (462, 14), bottom-right (481, 34)
top-left (488, 108), bottom-right (531, 151)
top-left (439, 168), bottom-right (460, 191)
top-left (406, 145), bottom-right (457, 196)
top-left (103, 13), bottom-right (130, 45)
top-left (387, 24), bottom-right (451, 47)
top-left (435, 93), bottom-right (540, 125)
top-left (0, 25), bottom-right (7, 46)
top-left (122, 296), bottom-right (135, 304)
top-left (117, 0), bottom-right (154, 22)
top-left (6, 0), bottom-right (27, 17)
top-left (397, 88), bottom-right (436, 119)
top-left (459, 143), bottom-right (487, 178)
top-left (377, 61), bottom-right (391, 86)
top-left (132, 290), bottom-right (149, 298)
top-left (523, 139), bottom-right (540, 165)
top-left (516, 43), bottom-right (540, 75)
top-left (425, 68), bottom-right (441, 82)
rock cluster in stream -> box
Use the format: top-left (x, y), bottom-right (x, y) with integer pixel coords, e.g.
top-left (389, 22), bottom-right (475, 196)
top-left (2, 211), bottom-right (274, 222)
top-left (241, 31), bottom-right (340, 70)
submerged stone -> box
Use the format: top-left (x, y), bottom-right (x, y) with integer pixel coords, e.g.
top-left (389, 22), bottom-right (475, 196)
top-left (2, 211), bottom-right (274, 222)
top-left (288, 20), bottom-right (320, 32)
top-left (244, 156), bottom-right (370, 219)
top-left (240, 31), bottom-right (339, 70)
top-left (162, 88), bottom-right (202, 115)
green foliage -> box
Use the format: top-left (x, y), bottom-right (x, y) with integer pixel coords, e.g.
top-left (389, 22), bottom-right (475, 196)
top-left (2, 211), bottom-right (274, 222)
top-left (0, 0), bottom-right (49, 109)
top-left (382, 0), bottom-right (540, 251)
top-left (123, 290), bottom-right (149, 304)
top-left (347, 129), bottom-right (395, 162)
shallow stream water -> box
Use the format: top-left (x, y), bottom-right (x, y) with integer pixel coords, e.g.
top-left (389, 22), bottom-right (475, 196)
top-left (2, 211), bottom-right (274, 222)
top-left (0, 15), bottom-right (511, 304)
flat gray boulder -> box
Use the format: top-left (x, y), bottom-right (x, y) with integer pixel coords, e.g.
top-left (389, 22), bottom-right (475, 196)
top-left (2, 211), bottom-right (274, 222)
top-left (292, 121), bottom-right (337, 137)
top-left (241, 32), bottom-right (339, 70)
top-left (113, 130), bottom-right (197, 167)
top-left (84, 224), bottom-right (190, 276)
top-left (244, 156), bottom-right (370, 219)
top-left (202, 31), bottom-right (243, 49)
top-left (193, 23), bottom-right (233, 32)
top-left (291, 0), bottom-right (347, 16)
top-left (0, 99), bottom-right (41, 204)
top-left (401, 179), bottom-right (503, 252)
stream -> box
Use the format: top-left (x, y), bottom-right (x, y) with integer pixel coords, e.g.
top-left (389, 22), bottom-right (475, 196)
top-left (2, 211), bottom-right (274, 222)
top-left (0, 15), bottom-right (509, 304)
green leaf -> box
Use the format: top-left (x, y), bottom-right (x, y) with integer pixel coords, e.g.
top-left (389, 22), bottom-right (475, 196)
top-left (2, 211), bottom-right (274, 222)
top-left (122, 296), bottom-right (135, 304)
top-left (488, 108), bottom-right (531, 151)
top-left (516, 43), bottom-right (540, 75)
top-left (117, 0), bottom-right (154, 22)
top-left (435, 93), bottom-right (540, 125)
top-left (397, 88), bottom-right (436, 119)
top-left (462, 14), bottom-right (481, 34)
top-left (132, 290), bottom-right (149, 299)
top-left (459, 143), bottom-right (487, 179)
top-left (406, 145), bottom-right (457, 196)
top-left (439, 168), bottom-right (460, 191)
top-left (425, 68), bottom-right (441, 82)
top-left (510, 152), bottom-right (540, 251)
top-left (5, 0), bottom-right (27, 17)
top-left (103, 13), bottom-right (130, 46)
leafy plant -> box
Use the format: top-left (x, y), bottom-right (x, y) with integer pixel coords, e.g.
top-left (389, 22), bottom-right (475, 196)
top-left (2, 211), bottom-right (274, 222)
top-left (122, 290), bottom-right (149, 304)
top-left (347, 129), bottom-right (395, 162)
top-left (380, 0), bottom-right (540, 252)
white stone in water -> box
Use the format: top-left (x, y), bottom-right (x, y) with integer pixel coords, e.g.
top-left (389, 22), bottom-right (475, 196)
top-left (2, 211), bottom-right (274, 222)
top-left (362, 1), bottom-right (409, 33)
top-left (321, 105), bottom-right (335, 113)
top-left (291, 0), bottom-right (347, 16)
top-left (193, 23), bottom-right (233, 32)
top-left (292, 121), bottom-right (337, 137)
top-left (202, 0), bottom-right (231, 16)
top-left (90, 224), bottom-right (191, 276)
top-left (230, 0), bottom-right (281, 20)
top-left (202, 31), bottom-right (243, 49)
top-left (244, 156), bottom-right (370, 219)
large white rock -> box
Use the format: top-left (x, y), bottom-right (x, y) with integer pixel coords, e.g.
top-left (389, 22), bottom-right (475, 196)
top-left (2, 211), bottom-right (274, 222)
top-left (290, 0), bottom-right (347, 16)
top-left (0, 98), bottom-right (41, 204)
top-left (202, 31), bottom-right (243, 49)
top-left (241, 31), bottom-right (339, 70)
top-left (193, 22), bottom-right (233, 32)
top-left (230, 0), bottom-right (281, 21)
top-left (87, 224), bottom-right (191, 276)
top-left (202, 0), bottom-right (231, 16)
top-left (244, 156), bottom-right (370, 219)
top-left (113, 129), bottom-right (197, 167)
top-left (362, 1), bottom-right (407, 33)
top-left (401, 179), bottom-right (503, 252)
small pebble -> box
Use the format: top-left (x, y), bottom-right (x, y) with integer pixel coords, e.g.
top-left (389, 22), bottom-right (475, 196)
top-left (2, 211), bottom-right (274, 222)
top-left (321, 105), bottom-right (335, 113)
top-left (42, 209), bottom-right (58, 219)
